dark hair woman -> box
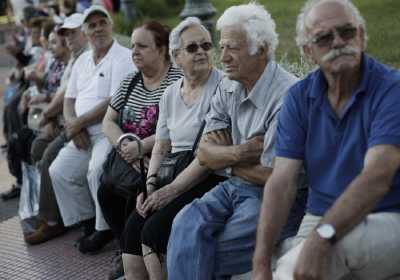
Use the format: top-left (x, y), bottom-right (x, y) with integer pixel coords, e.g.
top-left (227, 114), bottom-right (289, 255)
top-left (98, 21), bottom-right (182, 278)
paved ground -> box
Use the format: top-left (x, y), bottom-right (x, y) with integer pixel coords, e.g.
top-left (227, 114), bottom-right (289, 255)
top-left (0, 217), bottom-right (118, 280)
top-left (0, 26), bottom-right (118, 280)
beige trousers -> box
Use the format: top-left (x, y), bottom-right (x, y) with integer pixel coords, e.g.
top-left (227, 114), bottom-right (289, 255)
top-left (274, 212), bottom-right (400, 280)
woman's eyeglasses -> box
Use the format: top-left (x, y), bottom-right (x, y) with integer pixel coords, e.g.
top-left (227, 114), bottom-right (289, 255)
top-left (182, 42), bottom-right (213, 53)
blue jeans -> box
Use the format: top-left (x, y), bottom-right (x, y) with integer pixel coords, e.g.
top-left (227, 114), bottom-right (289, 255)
top-left (167, 177), bottom-right (263, 279)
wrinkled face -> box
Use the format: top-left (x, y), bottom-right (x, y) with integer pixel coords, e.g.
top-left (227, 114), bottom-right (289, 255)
top-left (303, 1), bottom-right (364, 74)
top-left (85, 13), bottom-right (113, 50)
top-left (65, 27), bottom-right (87, 53)
top-left (174, 25), bottom-right (213, 76)
top-left (219, 25), bottom-right (259, 83)
top-left (48, 32), bottom-right (68, 59)
top-left (131, 27), bottom-right (165, 71)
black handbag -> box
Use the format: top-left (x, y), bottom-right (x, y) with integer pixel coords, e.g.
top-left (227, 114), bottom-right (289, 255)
top-left (155, 80), bottom-right (221, 189)
top-left (100, 72), bottom-right (145, 198)
top-left (101, 149), bottom-right (144, 197)
top-left (155, 117), bottom-right (207, 189)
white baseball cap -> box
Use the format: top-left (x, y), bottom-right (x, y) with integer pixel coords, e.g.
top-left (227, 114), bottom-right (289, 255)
top-left (58, 13), bottom-right (84, 35)
top-left (82, 5), bottom-right (113, 24)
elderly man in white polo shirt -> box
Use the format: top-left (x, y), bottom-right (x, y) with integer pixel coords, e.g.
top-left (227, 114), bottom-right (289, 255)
top-left (49, 5), bottom-right (135, 253)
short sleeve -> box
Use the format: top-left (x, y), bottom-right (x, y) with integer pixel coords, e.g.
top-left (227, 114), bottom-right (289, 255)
top-left (155, 85), bottom-right (171, 140)
top-left (109, 74), bottom-right (133, 112)
top-left (109, 50), bottom-right (136, 98)
top-left (261, 115), bottom-right (278, 167)
top-left (275, 88), bottom-right (307, 160)
top-left (204, 86), bottom-right (230, 133)
top-left (368, 83), bottom-right (400, 148)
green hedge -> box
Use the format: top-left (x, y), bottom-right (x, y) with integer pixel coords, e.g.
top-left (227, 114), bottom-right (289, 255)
top-left (136, 0), bottom-right (184, 18)
top-left (114, 0), bottom-right (400, 68)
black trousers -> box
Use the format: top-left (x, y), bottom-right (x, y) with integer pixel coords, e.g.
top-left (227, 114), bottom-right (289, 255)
top-left (120, 174), bottom-right (226, 255)
top-left (97, 179), bottom-right (131, 239)
top-left (4, 89), bottom-right (24, 185)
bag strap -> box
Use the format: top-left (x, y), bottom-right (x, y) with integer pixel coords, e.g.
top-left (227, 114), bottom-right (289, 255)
top-left (191, 78), bottom-right (222, 153)
top-left (118, 72), bottom-right (142, 126)
top-left (191, 120), bottom-right (206, 153)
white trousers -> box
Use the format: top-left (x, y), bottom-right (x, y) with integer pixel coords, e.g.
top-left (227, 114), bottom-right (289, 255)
top-left (274, 212), bottom-right (400, 280)
top-left (49, 133), bottom-right (112, 231)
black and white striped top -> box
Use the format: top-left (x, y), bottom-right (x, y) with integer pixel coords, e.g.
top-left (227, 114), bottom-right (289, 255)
top-left (109, 65), bottom-right (182, 138)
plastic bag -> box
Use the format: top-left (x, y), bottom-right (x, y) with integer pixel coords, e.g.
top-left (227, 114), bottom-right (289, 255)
top-left (18, 162), bottom-right (41, 220)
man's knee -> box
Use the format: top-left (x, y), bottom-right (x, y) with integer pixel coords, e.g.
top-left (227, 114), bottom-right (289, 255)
top-left (39, 137), bottom-right (64, 171)
top-left (48, 156), bottom-right (64, 184)
top-left (87, 157), bottom-right (104, 185)
top-left (31, 136), bottom-right (48, 163)
top-left (38, 150), bottom-right (54, 171)
top-left (87, 139), bottom-right (111, 184)
top-left (172, 202), bottom-right (201, 233)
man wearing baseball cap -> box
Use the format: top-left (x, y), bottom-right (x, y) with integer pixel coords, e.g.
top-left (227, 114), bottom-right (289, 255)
top-left (49, 5), bottom-right (135, 253)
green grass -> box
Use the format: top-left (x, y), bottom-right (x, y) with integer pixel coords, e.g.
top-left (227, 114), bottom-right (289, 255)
top-left (211, 0), bottom-right (400, 68)
top-left (115, 0), bottom-right (400, 68)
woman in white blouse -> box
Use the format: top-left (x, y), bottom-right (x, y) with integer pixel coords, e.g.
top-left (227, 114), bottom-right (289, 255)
top-left (121, 17), bottom-right (225, 280)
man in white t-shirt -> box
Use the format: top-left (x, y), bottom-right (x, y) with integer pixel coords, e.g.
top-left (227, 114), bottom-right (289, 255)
top-left (49, 5), bottom-right (135, 254)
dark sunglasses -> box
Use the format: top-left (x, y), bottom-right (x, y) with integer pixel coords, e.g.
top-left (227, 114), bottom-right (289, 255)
top-left (182, 42), bottom-right (213, 53)
top-left (311, 25), bottom-right (358, 48)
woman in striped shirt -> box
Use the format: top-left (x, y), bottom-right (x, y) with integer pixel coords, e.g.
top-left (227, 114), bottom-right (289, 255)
top-left (99, 21), bottom-right (182, 279)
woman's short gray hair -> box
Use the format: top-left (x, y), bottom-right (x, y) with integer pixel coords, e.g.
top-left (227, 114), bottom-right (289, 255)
top-left (169, 17), bottom-right (211, 63)
top-left (296, 0), bottom-right (368, 53)
top-left (216, 2), bottom-right (278, 58)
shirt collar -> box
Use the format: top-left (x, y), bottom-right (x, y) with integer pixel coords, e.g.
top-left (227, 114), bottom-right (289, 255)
top-left (73, 44), bottom-right (89, 60)
top-left (102, 39), bottom-right (119, 61)
top-left (91, 39), bottom-right (118, 66)
top-left (245, 60), bottom-right (277, 109)
top-left (309, 52), bottom-right (371, 100)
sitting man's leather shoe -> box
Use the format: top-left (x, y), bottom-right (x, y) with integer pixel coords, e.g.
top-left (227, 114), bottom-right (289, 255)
top-left (78, 230), bottom-right (114, 254)
top-left (24, 222), bottom-right (66, 245)
top-left (1, 184), bottom-right (21, 201)
top-left (74, 217), bottom-right (96, 246)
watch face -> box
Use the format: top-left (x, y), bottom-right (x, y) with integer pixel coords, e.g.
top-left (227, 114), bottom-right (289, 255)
top-left (317, 224), bottom-right (335, 239)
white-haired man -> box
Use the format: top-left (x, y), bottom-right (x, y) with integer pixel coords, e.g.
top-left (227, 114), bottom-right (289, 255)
top-left (252, 1), bottom-right (400, 280)
top-left (49, 5), bottom-right (135, 253)
top-left (167, 3), bottom-right (307, 279)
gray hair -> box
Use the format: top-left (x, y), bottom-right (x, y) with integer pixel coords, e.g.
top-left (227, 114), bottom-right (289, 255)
top-left (216, 2), bottom-right (278, 58)
top-left (296, 0), bottom-right (368, 54)
top-left (169, 17), bottom-right (211, 63)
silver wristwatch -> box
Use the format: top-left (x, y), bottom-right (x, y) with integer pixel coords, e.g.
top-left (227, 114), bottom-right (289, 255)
top-left (316, 223), bottom-right (337, 245)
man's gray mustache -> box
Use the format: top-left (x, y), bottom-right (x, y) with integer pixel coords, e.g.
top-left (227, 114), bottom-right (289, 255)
top-left (321, 46), bottom-right (359, 63)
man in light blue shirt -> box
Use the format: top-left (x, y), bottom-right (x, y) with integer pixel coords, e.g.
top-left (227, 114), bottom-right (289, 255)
top-left (167, 3), bottom-right (306, 279)
top-left (253, 1), bottom-right (400, 279)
